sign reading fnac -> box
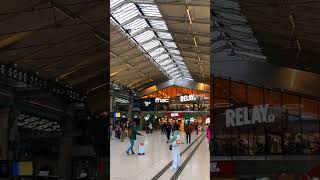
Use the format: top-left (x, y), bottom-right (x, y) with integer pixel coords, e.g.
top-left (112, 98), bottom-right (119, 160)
top-left (155, 98), bottom-right (169, 103)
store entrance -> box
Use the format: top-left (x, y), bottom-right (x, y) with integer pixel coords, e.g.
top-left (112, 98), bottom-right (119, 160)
top-left (266, 130), bottom-right (284, 155)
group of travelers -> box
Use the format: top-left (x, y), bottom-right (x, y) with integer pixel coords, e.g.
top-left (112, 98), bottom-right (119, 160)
top-left (110, 119), bottom-right (211, 172)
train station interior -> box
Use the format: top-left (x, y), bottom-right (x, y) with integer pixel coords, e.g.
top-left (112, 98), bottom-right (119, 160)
top-left (0, 0), bottom-right (108, 179)
top-left (110, 0), bottom-right (210, 180)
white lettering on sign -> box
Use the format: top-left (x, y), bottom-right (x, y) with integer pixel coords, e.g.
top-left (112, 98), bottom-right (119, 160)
top-left (155, 98), bottom-right (169, 103)
top-left (226, 104), bottom-right (275, 127)
top-left (180, 94), bottom-right (196, 102)
top-left (144, 101), bottom-right (151, 107)
top-left (210, 162), bottom-right (220, 173)
top-left (114, 98), bottom-right (129, 104)
top-left (171, 113), bottom-right (179, 117)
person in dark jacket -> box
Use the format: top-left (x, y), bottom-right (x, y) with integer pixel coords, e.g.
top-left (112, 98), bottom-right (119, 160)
top-left (166, 122), bottom-right (172, 143)
top-left (126, 122), bottom-right (143, 155)
top-left (185, 121), bottom-right (192, 144)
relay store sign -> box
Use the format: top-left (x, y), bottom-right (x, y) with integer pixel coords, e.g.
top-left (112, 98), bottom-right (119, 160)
top-left (180, 94), bottom-right (196, 102)
top-left (155, 98), bottom-right (169, 103)
top-left (225, 104), bottom-right (275, 127)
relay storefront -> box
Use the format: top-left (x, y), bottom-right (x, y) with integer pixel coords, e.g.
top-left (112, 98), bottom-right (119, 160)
top-left (211, 77), bottom-right (320, 157)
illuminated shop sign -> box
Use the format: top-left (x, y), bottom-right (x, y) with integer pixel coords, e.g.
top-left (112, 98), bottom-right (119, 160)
top-left (144, 101), bottom-right (151, 107)
top-left (114, 97), bottom-right (129, 104)
top-left (180, 94), bottom-right (196, 102)
top-left (210, 161), bottom-right (235, 177)
top-left (168, 112), bottom-right (184, 118)
top-left (225, 104), bottom-right (275, 127)
top-left (171, 113), bottom-right (179, 117)
top-left (155, 98), bottom-right (169, 103)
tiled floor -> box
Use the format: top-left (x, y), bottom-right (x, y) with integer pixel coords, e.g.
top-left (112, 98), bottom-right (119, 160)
top-left (110, 130), bottom-right (210, 180)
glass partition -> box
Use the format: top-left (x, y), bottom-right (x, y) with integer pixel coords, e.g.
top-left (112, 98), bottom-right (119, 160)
top-left (212, 77), bottom-right (320, 156)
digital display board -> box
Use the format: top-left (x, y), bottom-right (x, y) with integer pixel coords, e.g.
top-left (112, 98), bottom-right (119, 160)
top-left (114, 112), bottom-right (121, 118)
top-left (12, 161), bottom-right (33, 176)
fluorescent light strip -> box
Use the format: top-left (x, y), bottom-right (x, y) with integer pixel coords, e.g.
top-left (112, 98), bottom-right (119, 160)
top-left (186, 7), bottom-right (193, 24)
top-left (193, 37), bottom-right (198, 47)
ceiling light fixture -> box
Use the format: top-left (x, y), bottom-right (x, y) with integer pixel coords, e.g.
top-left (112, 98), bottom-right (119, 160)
top-left (193, 37), bottom-right (198, 47)
top-left (186, 7), bottom-right (193, 24)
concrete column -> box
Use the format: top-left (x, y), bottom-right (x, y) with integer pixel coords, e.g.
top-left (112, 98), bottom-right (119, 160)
top-left (128, 97), bottom-right (133, 122)
top-left (0, 108), bottom-right (10, 160)
top-left (58, 137), bottom-right (72, 180)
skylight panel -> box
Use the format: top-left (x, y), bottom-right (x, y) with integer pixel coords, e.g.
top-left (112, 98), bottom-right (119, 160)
top-left (159, 59), bottom-right (173, 66)
top-left (163, 64), bottom-right (175, 70)
top-left (154, 54), bottom-right (170, 62)
top-left (112, 3), bottom-right (139, 24)
top-left (149, 47), bottom-right (166, 57)
top-left (140, 4), bottom-right (162, 17)
top-left (123, 18), bottom-right (149, 34)
top-left (111, 1), bottom-right (193, 80)
top-left (157, 32), bottom-right (173, 39)
top-left (163, 41), bottom-right (177, 48)
top-left (134, 30), bottom-right (154, 43)
top-left (167, 68), bottom-right (178, 73)
top-left (171, 71), bottom-right (180, 76)
top-left (141, 40), bottom-right (161, 51)
top-left (110, 0), bottom-right (125, 9)
top-left (149, 20), bottom-right (168, 30)
top-left (168, 49), bottom-right (180, 55)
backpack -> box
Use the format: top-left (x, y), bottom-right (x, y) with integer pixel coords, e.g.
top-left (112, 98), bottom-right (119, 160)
top-left (128, 128), bottom-right (132, 138)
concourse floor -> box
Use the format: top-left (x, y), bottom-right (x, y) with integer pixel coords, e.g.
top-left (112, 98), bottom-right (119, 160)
top-left (110, 130), bottom-right (210, 180)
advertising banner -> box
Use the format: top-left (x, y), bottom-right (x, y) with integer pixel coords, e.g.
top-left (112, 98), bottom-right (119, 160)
top-left (210, 161), bottom-right (235, 177)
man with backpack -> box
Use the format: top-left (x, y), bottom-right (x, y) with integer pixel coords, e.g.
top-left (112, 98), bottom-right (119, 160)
top-left (126, 121), bottom-right (143, 155)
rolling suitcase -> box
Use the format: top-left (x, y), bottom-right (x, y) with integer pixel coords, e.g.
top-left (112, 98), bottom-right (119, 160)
top-left (138, 143), bottom-right (145, 155)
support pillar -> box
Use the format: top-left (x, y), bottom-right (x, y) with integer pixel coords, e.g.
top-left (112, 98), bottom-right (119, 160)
top-left (0, 108), bottom-right (10, 160)
top-left (128, 97), bottom-right (133, 122)
top-left (58, 137), bottom-right (72, 180)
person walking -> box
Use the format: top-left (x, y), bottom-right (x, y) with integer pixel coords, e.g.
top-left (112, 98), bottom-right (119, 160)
top-left (120, 123), bottom-right (126, 142)
top-left (166, 122), bottom-right (172, 143)
top-left (195, 123), bottom-right (199, 135)
top-left (185, 121), bottom-right (192, 144)
top-left (148, 123), bottom-right (153, 134)
top-left (115, 123), bottom-right (121, 141)
top-left (207, 124), bottom-right (211, 149)
top-left (126, 122), bottom-right (143, 155)
top-left (169, 126), bottom-right (181, 171)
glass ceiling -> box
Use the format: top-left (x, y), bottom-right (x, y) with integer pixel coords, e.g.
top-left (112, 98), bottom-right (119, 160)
top-left (110, 0), bottom-right (193, 80)
top-left (212, 0), bottom-right (266, 61)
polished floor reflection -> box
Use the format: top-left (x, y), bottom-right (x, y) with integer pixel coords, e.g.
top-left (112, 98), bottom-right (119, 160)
top-left (110, 130), bottom-right (210, 180)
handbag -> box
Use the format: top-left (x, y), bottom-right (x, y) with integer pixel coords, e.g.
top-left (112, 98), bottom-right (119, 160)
top-left (176, 135), bottom-right (181, 145)
top-left (169, 145), bottom-right (172, 150)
